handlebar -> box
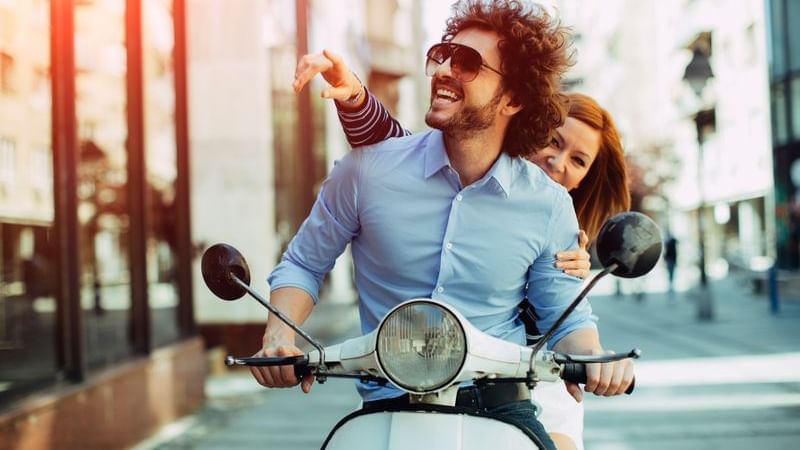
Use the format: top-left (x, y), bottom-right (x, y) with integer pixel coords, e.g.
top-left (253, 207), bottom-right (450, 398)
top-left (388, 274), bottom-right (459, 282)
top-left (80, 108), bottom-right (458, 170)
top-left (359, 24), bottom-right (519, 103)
top-left (224, 348), bottom-right (640, 395)
top-left (225, 355), bottom-right (311, 378)
top-left (560, 362), bottom-right (636, 395)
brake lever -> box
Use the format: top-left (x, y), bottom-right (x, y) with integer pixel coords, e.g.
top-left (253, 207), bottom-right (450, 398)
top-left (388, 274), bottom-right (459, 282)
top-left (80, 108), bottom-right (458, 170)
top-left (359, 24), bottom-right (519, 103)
top-left (225, 355), bottom-right (309, 366)
top-left (553, 348), bottom-right (641, 364)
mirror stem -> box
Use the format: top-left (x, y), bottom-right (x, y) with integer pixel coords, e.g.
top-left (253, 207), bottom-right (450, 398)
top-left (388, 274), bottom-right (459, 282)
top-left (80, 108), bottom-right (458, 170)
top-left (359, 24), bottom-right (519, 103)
top-left (529, 263), bottom-right (619, 373)
top-left (231, 275), bottom-right (327, 372)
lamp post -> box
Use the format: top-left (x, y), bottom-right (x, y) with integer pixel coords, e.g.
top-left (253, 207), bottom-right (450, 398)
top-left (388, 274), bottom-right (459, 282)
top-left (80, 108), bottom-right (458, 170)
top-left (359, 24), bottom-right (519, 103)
top-left (683, 43), bottom-right (715, 320)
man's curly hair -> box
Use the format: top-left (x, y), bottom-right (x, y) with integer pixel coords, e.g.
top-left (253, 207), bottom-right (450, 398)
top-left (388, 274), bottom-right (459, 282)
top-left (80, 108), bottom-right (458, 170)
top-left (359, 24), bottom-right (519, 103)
top-left (442, 0), bottom-right (572, 157)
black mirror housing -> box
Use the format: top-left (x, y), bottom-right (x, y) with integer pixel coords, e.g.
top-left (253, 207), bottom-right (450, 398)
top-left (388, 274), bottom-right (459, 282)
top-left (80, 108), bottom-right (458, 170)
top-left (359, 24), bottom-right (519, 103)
top-left (596, 212), bottom-right (663, 278)
top-left (201, 243), bottom-right (251, 300)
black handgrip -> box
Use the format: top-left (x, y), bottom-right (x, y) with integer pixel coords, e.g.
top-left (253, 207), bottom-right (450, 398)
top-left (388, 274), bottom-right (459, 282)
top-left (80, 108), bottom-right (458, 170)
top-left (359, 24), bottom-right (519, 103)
top-left (225, 354), bottom-right (308, 367)
top-left (226, 355), bottom-right (312, 380)
top-left (294, 360), bottom-right (311, 378)
top-left (561, 362), bottom-right (635, 395)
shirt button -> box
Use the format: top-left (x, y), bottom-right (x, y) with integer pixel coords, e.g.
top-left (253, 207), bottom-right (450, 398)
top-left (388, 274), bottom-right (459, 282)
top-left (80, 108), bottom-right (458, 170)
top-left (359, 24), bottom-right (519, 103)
top-left (437, 286), bottom-right (444, 293)
top-left (445, 242), bottom-right (453, 250)
top-left (456, 194), bottom-right (463, 202)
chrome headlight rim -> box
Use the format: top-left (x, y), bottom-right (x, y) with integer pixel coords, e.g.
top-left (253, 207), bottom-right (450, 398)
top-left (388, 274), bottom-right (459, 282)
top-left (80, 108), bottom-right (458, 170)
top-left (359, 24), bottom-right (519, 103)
top-left (375, 299), bottom-right (468, 395)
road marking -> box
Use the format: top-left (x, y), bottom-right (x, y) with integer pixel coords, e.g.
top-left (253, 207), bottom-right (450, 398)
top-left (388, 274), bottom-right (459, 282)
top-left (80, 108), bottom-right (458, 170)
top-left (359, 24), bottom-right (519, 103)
top-left (633, 352), bottom-right (800, 387)
top-left (585, 392), bottom-right (800, 412)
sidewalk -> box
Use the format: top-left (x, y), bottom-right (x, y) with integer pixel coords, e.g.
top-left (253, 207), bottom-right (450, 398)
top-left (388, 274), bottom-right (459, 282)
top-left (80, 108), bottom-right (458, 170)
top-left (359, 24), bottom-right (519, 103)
top-left (133, 271), bottom-right (800, 449)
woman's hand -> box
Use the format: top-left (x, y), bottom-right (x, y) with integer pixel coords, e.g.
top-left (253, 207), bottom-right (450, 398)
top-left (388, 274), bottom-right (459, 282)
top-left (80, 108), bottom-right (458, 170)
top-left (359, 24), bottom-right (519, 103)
top-left (556, 230), bottom-right (590, 279)
top-left (293, 49), bottom-right (362, 104)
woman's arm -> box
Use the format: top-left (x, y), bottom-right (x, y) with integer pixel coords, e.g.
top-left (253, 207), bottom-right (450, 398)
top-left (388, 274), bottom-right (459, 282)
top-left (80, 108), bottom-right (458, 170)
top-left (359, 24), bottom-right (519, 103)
top-left (336, 90), bottom-right (411, 146)
top-left (294, 49), bottom-right (410, 147)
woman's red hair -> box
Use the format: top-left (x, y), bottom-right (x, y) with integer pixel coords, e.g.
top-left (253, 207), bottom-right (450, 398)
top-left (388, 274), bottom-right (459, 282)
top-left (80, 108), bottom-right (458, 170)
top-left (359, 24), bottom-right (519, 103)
top-left (566, 93), bottom-right (630, 242)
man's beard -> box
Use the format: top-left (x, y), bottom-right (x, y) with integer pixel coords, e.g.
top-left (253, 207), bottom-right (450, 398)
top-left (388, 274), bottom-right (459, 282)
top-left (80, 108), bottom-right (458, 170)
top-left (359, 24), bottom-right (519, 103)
top-left (425, 86), bottom-right (504, 140)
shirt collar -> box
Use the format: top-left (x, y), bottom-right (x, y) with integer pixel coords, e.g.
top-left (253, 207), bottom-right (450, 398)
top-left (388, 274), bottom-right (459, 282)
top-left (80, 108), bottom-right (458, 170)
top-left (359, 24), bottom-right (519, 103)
top-left (423, 130), bottom-right (450, 179)
top-left (486, 152), bottom-right (512, 198)
top-left (422, 129), bottom-right (513, 198)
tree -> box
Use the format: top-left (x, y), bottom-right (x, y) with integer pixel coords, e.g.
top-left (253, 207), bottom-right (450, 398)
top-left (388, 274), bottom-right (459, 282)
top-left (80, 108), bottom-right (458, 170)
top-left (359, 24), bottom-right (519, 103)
top-left (626, 142), bottom-right (680, 214)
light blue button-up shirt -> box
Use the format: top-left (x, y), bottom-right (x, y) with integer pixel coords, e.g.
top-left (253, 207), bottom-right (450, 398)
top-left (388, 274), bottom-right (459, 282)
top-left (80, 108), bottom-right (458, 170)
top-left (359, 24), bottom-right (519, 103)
top-left (268, 130), bottom-right (597, 401)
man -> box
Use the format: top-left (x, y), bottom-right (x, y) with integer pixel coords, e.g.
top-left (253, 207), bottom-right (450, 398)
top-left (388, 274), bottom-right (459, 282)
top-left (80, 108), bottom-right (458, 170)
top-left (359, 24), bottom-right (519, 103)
top-left (252, 1), bottom-right (633, 447)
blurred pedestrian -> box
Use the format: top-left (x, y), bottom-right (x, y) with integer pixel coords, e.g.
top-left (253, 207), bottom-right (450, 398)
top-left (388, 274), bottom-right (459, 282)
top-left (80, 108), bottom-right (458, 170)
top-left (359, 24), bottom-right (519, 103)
top-left (664, 233), bottom-right (678, 295)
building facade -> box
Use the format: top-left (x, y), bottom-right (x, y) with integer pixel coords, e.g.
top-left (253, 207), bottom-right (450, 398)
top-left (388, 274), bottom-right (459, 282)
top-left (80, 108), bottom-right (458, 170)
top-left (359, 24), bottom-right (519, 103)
top-left (0, 1), bottom-right (203, 448)
top-left (554, 0), bottom-right (774, 283)
top-left (767, 0), bottom-right (800, 269)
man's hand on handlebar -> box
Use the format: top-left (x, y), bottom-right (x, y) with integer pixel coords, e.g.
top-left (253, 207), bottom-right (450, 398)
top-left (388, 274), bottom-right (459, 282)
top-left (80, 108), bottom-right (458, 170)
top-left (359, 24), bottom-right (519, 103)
top-left (251, 333), bottom-right (315, 393)
top-left (564, 349), bottom-right (635, 402)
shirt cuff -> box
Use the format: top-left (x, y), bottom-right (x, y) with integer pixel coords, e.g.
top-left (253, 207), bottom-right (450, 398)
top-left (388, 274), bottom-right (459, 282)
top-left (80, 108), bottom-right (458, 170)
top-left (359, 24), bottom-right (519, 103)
top-left (335, 87), bottom-right (374, 119)
top-left (546, 316), bottom-right (598, 351)
top-left (267, 265), bottom-right (322, 305)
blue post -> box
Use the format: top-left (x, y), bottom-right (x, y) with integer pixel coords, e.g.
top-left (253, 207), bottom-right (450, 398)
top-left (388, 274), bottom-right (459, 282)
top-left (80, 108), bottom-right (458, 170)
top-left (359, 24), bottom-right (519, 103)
top-left (768, 266), bottom-right (779, 315)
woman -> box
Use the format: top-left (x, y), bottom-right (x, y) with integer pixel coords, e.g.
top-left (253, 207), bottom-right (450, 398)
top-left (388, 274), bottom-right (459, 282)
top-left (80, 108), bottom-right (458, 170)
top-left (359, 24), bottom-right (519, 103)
top-left (294, 50), bottom-right (630, 450)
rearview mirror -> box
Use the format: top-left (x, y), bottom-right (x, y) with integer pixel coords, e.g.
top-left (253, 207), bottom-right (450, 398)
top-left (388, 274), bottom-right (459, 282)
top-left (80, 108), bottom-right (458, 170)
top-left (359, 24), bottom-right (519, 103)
top-left (201, 243), bottom-right (251, 300)
top-left (595, 212), bottom-right (663, 278)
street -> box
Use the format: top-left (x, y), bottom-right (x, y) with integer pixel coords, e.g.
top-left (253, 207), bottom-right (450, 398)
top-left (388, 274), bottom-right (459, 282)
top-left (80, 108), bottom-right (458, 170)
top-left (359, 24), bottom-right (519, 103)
top-left (135, 270), bottom-right (800, 450)
top-left (582, 273), bottom-right (800, 449)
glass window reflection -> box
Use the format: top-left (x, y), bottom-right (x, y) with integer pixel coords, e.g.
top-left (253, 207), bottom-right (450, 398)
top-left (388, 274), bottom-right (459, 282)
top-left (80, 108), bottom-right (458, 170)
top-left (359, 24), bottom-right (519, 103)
top-left (0, 0), bottom-right (58, 403)
top-left (787, 0), bottom-right (800, 72)
top-left (768, 0), bottom-right (786, 78)
top-left (144, 0), bottom-right (180, 347)
top-left (772, 85), bottom-right (789, 146)
top-left (792, 77), bottom-right (800, 141)
top-left (75, 0), bottom-right (134, 368)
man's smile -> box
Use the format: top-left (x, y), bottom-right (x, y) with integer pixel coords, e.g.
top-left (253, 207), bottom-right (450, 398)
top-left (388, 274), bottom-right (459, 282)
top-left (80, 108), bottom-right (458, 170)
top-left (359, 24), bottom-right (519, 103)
top-left (430, 81), bottom-right (464, 108)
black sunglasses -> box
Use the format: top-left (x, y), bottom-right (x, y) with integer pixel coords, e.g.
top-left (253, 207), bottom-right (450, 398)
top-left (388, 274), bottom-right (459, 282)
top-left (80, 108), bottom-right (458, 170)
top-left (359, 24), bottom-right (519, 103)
top-left (425, 42), bottom-right (504, 82)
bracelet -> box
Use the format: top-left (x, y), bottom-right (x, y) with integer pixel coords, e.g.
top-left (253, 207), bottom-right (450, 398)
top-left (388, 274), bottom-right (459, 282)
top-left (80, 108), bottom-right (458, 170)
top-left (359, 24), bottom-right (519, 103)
top-left (342, 72), bottom-right (365, 105)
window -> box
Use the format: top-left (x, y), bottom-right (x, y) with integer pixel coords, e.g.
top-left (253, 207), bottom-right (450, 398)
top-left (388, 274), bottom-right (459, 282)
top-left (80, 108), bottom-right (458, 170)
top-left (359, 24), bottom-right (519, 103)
top-left (144, 0), bottom-right (180, 347)
top-left (0, 137), bottom-right (15, 185)
top-left (787, 0), bottom-right (800, 72)
top-left (30, 146), bottom-right (52, 192)
top-left (0, 0), bottom-right (57, 405)
top-left (768, 0), bottom-right (786, 78)
top-left (0, 52), bottom-right (13, 93)
top-left (1, 0), bottom-right (190, 411)
top-left (772, 84), bottom-right (789, 145)
top-left (792, 77), bottom-right (800, 141)
top-left (75, 0), bottom-right (134, 368)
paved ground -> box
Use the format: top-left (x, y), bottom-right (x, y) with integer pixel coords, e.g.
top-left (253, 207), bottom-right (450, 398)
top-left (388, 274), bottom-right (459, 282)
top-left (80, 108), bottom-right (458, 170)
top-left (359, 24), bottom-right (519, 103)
top-left (582, 270), bottom-right (800, 450)
top-left (134, 269), bottom-right (800, 450)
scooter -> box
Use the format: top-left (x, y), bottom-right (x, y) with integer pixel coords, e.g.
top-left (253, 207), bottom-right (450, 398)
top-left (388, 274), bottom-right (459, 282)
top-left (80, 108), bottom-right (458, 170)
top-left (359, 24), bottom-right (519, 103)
top-left (201, 211), bottom-right (663, 450)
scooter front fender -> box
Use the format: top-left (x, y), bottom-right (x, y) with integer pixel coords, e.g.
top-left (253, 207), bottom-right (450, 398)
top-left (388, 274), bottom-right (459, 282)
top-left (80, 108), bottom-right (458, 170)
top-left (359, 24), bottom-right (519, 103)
top-left (323, 410), bottom-right (542, 450)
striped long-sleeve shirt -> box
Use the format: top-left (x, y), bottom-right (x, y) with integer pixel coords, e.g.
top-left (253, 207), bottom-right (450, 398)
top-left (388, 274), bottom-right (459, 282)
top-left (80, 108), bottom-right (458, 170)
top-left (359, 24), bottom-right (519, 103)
top-left (336, 89), bottom-right (410, 147)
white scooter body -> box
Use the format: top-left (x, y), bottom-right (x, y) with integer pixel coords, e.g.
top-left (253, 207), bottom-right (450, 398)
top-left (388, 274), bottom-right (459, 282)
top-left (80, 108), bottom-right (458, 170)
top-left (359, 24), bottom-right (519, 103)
top-left (298, 300), bottom-right (557, 450)
top-left (325, 410), bottom-right (537, 450)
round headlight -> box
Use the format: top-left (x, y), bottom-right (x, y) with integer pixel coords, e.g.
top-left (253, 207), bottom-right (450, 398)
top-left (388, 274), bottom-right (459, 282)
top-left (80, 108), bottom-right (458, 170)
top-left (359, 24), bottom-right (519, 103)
top-left (376, 301), bottom-right (467, 393)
